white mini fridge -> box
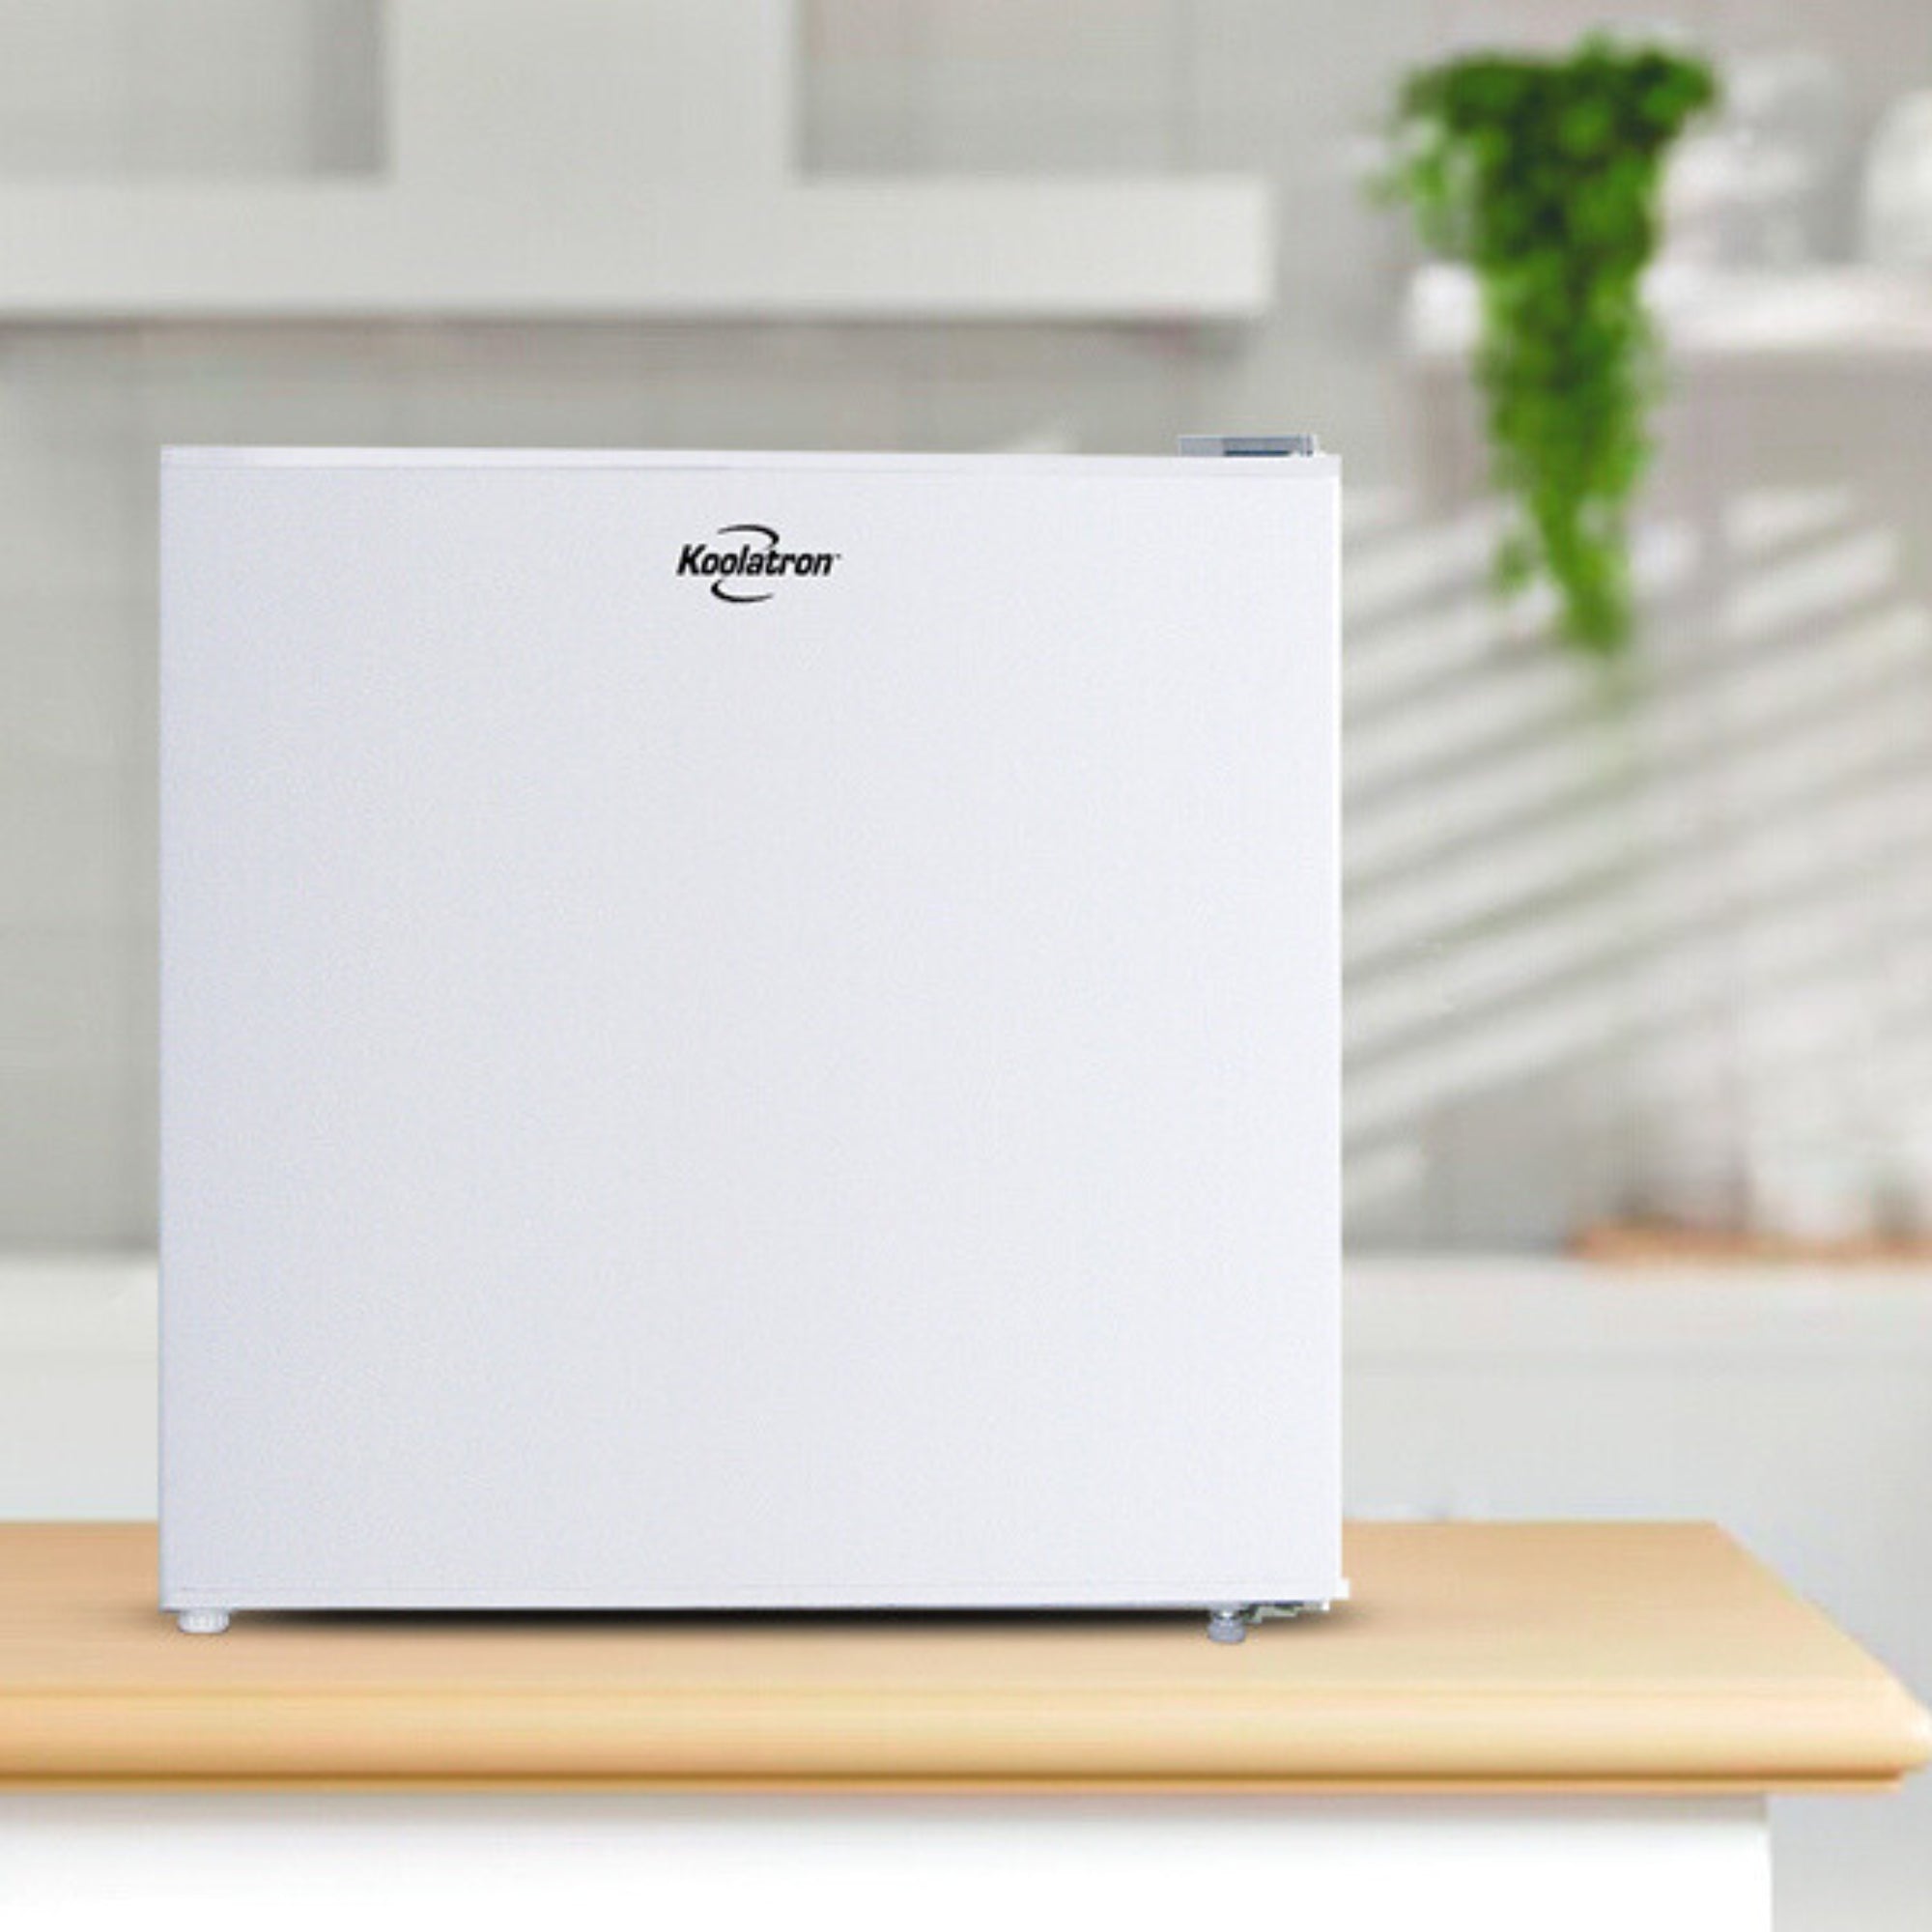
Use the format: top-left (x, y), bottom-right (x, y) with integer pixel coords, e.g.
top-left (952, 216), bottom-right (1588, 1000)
top-left (159, 445), bottom-right (1341, 1639)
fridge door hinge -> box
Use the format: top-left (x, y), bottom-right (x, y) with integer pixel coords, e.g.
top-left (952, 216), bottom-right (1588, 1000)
top-left (1178, 434), bottom-right (1321, 458)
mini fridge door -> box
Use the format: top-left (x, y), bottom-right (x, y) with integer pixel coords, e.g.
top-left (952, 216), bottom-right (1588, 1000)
top-left (159, 448), bottom-right (1341, 1623)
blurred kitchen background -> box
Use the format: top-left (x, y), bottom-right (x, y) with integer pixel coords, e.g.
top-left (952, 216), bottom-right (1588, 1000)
top-left (1, 4), bottom-right (1928, 1927)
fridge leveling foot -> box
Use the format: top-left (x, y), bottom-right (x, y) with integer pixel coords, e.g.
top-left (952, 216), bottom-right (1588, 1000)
top-left (1206, 1600), bottom-right (1339, 1641)
top-left (176, 1609), bottom-right (231, 1635)
top-left (1207, 1605), bottom-right (1256, 1644)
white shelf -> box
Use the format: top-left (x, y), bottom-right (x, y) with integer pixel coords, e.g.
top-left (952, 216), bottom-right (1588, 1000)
top-left (0, 178), bottom-right (1271, 322)
top-left (1406, 262), bottom-right (1932, 365)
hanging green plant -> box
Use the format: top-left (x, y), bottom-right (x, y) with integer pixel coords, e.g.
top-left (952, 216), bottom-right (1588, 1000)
top-left (1382, 40), bottom-right (1717, 659)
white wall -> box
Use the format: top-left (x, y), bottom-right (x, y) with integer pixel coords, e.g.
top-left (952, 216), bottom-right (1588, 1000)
top-left (1, 0), bottom-right (1930, 1247)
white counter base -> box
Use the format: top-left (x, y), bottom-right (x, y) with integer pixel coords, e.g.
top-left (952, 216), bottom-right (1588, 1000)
top-left (0, 1796), bottom-right (1770, 1932)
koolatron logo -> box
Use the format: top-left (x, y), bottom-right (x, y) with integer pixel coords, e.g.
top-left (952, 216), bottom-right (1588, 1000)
top-left (676, 524), bottom-right (839, 605)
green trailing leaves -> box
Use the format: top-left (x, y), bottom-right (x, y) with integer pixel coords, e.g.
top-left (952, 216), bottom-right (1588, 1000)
top-left (1384, 41), bottom-right (1717, 659)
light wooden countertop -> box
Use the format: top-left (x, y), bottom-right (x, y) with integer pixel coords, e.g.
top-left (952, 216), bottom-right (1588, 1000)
top-left (2, 1521), bottom-right (1925, 1791)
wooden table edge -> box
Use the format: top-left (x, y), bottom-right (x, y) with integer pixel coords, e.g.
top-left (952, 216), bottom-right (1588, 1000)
top-left (0, 1774), bottom-right (1917, 1796)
